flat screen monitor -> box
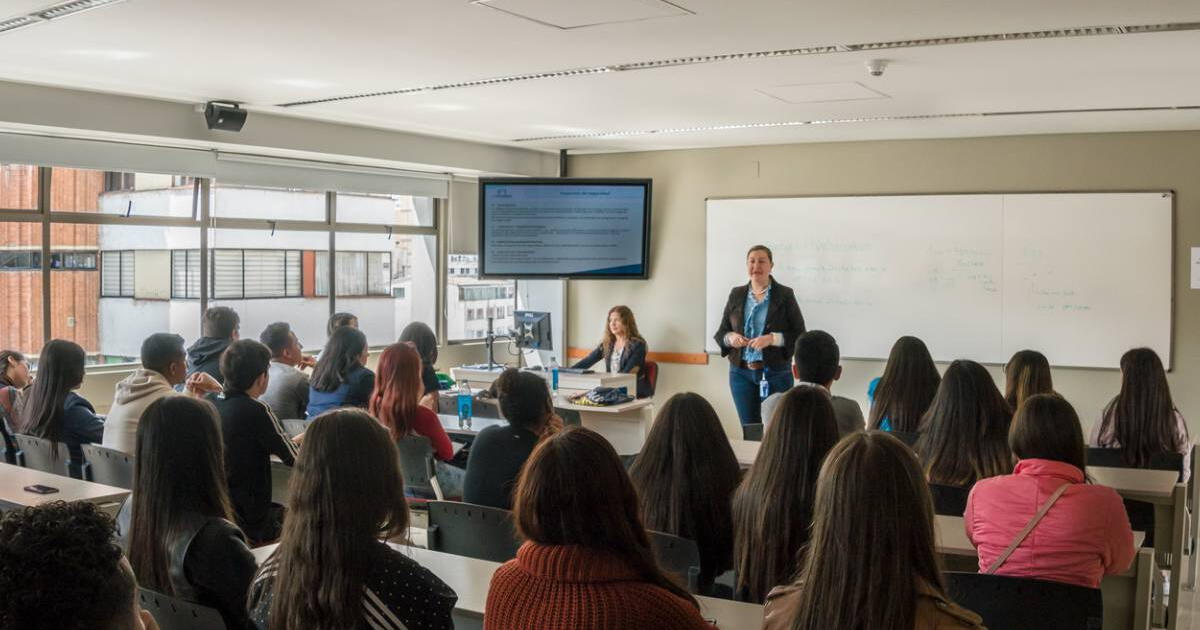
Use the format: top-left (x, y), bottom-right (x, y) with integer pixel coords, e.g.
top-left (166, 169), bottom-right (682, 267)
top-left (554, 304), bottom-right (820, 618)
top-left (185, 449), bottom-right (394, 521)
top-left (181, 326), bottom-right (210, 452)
top-left (479, 178), bottom-right (652, 279)
top-left (513, 311), bottom-right (552, 351)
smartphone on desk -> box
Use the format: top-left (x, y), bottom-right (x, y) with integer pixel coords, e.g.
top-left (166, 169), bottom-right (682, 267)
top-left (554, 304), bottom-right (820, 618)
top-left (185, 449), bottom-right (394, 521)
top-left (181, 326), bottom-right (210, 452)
top-left (23, 484), bottom-right (59, 495)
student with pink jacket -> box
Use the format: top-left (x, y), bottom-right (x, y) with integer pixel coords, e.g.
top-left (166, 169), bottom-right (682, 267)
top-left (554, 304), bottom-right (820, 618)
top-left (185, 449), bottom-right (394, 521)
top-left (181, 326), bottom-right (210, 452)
top-left (965, 394), bottom-right (1135, 589)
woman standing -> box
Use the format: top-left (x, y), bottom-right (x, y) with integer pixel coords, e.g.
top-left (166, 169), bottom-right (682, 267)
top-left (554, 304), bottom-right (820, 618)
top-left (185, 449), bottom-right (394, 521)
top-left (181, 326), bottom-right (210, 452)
top-left (713, 245), bottom-right (806, 425)
top-left (573, 306), bottom-right (652, 398)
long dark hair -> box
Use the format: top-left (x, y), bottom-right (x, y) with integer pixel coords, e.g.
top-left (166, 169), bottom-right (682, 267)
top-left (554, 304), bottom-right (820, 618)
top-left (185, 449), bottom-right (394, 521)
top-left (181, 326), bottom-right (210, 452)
top-left (1010, 394), bottom-right (1087, 472)
top-left (513, 427), bottom-right (697, 607)
top-left (493, 368), bottom-right (553, 433)
top-left (128, 397), bottom-right (234, 594)
top-left (1004, 350), bottom-right (1054, 412)
top-left (267, 409), bottom-right (409, 629)
top-left (732, 386), bottom-right (839, 602)
top-left (368, 343), bottom-right (422, 440)
top-left (600, 306), bottom-right (645, 357)
top-left (1098, 348), bottom-right (1184, 467)
top-left (0, 349), bottom-right (27, 388)
top-left (311, 327), bottom-right (368, 393)
top-left (17, 340), bottom-right (86, 449)
top-left (915, 360), bottom-right (1013, 487)
top-left (398, 321), bottom-right (438, 367)
top-left (786, 432), bottom-right (946, 630)
top-left (868, 336), bottom-right (940, 432)
top-left (629, 393), bottom-right (742, 588)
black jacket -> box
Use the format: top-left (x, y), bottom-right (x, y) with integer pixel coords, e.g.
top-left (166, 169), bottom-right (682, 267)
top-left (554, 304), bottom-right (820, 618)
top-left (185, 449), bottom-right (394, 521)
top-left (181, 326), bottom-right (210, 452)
top-left (713, 277), bottom-right (806, 370)
top-left (116, 503), bottom-right (257, 630)
top-left (213, 392), bottom-right (297, 542)
top-left (463, 423), bottom-right (540, 510)
top-left (187, 337), bottom-right (233, 384)
top-left (571, 338), bottom-right (653, 398)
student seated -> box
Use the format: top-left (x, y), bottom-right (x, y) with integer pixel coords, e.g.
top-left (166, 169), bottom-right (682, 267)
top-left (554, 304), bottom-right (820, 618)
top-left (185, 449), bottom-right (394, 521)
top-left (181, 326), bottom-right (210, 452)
top-left (572, 305), bottom-right (652, 398)
top-left (915, 360), bottom-right (1013, 488)
top-left (307, 326), bottom-right (374, 418)
top-left (327, 311), bottom-right (358, 337)
top-left (187, 306), bottom-right (240, 384)
top-left (120, 396), bottom-right (256, 629)
top-left (212, 340), bottom-right (297, 544)
top-left (1004, 349), bottom-right (1054, 412)
top-left (249, 409), bottom-right (457, 629)
top-left (732, 386), bottom-right (839, 603)
top-left (258, 322), bottom-right (312, 421)
top-left (1091, 347), bottom-right (1191, 481)
top-left (399, 321), bottom-right (442, 410)
top-left (485, 427), bottom-right (713, 630)
top-left (0, 349), bottom-right (31, 390)
top-left (463, 369), bottom-right (561, 510)
top-left (102, 333), bottom-right (222, 454)
top-left (966, 394), bottom-right (1135, 588)
top-left (764, 432), bottom-right (985, 630)
top-left (629, 392), bottom-right (741, 592)
top-left (0, 501), bottom-right (161, 630)
top-left (370, 342), bottom-right (465, 498)
top-left (762, 330), bottom-right (864, 436)
top-left (15, 339), bottom-right (103, 478)
top-left (867, 336), bottom-right (941, 433)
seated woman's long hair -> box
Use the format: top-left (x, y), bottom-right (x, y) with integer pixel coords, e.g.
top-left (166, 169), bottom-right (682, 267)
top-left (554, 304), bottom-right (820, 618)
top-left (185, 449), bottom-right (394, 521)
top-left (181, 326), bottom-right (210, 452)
top-left (915, 360), bottom-right (1013, 487)
top-left (868, 336), bottom-right (940, 432)
top-left (267, 409), bottom-right (409, 629)
top-left (512, 426), bottom-right (697, 607)
top-left (368, 342), bottom-right (424, 440)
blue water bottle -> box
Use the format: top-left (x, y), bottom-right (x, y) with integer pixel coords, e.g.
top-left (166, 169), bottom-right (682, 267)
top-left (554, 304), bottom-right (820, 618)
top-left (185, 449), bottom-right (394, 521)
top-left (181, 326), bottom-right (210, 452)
top-left (759, 372), bottom-right (770, 400)
top-left (457, 380), bottom-right (473, 429)
top-left (549, 356), bottom-right (560, 394)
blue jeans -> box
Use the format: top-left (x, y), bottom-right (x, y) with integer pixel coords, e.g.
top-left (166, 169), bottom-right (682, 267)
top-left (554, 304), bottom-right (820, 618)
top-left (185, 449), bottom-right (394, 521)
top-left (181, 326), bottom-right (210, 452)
top-left (729, 365), bottom-right (794, 425)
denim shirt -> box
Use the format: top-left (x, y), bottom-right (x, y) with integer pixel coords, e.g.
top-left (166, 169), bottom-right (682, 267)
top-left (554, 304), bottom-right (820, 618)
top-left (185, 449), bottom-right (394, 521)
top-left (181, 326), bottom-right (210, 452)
top-left (742, 284), bottom-right (771, 362)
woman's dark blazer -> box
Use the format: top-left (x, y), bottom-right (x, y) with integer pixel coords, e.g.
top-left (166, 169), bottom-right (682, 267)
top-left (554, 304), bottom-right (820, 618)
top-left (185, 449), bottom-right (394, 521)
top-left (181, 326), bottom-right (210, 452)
top-left (572, 338), bottom-right (652, 398)
top-left (713, 277), bottom-right (805, 370)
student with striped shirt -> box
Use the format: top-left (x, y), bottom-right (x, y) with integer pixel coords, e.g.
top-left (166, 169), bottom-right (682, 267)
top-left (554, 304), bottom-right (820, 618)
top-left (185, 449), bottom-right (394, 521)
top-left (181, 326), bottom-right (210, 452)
top-left (249, 409), bottom-right (457, 629)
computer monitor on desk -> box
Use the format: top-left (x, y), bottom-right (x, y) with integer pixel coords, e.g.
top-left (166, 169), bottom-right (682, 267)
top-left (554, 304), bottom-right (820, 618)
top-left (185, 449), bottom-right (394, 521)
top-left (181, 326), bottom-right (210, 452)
top-left (514, 311), bottom-right (552, 351)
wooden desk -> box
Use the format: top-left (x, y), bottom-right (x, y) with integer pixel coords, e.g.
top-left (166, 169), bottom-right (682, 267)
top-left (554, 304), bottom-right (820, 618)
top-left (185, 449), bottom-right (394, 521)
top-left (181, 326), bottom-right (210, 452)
top-left (438, 413), bottom-right (507, 438)
top-left (0, 462), bottom-right (129, 512)
top-left (450, 366), bottom-right (636, 397)
top-left (251, 542), bottom-right (763, 628)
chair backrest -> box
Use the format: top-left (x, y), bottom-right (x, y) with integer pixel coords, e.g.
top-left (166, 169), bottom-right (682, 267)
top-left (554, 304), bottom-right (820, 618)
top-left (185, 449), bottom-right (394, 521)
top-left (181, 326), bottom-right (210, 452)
top-left (648, 529), bottom-right (702, 590)
top-left (892, 431), bottom-right (920, 447)
top-left (929, 483), bottom-right (972, 517)
top-left (643, 360), bottom-right (659, 396)
top-left (426, 501), bottom-right (521, 563)
top-left (13, 434), bottom-right (71, 477)
top-left (138, 588), bottom-right (227, 630)
top-left (943, 571), bottom-right (1102, 630)
top-left (397, 434), bottom-right (443, 500)
top-left (1087, 447), bottom-right (1184, 479)
top-left (81, 443), bottom-right (135, 489)
top-left (281, 419), bottom-right (307, 438)
top-left (742, 423), bottom-right (764, 442)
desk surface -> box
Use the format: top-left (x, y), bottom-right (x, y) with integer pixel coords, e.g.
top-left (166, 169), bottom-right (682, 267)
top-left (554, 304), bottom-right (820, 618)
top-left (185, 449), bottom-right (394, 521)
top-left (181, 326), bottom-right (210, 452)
top-left (935, 514), bottom-right (1145, 569)
top-left (1087, 467), bottom-right (1179, 503)
top-left (438, 413), bottom-right (507, 436)
top-left (251, 541), bottom-right (763, 626)
top-left (0, 462), bottom-right (130, 510)
top-left (729, 439), bottom-right (758, 467)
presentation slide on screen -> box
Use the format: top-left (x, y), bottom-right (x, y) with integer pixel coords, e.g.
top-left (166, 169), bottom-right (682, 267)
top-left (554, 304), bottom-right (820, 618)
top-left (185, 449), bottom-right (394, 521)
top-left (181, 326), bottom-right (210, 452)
top-left (482, 184), bottom-right (647, 276)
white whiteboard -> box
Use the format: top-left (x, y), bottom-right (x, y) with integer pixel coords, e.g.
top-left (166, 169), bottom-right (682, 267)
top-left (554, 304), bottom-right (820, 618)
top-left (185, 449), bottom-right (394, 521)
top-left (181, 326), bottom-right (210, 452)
top-left (705, 193), bottom-right (1172, 368)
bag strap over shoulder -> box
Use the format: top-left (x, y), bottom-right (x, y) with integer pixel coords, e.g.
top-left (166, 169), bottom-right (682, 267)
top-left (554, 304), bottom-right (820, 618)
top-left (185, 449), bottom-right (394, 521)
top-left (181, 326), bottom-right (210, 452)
top-left (986, 483), bottom-right (1071, 574)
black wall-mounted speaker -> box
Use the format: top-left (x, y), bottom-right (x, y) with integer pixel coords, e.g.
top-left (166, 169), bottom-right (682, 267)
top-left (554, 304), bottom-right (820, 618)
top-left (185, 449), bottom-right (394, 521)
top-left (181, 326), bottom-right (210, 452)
top-left (204, 102), bottom-right (247, 132)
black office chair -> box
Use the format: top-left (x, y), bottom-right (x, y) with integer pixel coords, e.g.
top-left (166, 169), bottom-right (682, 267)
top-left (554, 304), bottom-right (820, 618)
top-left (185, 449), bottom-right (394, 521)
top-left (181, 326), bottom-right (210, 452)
top-left (13, 434), bottom-right (72, 478)
top-left (1087, 447), bottom-right (1184, 548)
top-left (648, 530), bottom-right (702, 592)
top-left (943, 571), bottom-right (1102, 630)
top-left (397, 435), bottom-right (444, 501)
top-left (742, 423), bottom-right (763, 442)
top-left (426, 501), bottom-right (521, 563)
top-left (929, 483), bottom-right (972, 517)
top-left (891, 431), bottom-right (920, 447)
top-left (138, 588), bottom-right (227, 630)
top-left (81, 444), bottom-right (135, 489)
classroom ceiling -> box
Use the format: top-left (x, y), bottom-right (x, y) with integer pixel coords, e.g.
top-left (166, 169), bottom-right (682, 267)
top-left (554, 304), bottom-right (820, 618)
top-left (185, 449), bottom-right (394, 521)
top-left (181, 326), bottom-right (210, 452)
top-left (1, 0), bottom-right (1199, 154)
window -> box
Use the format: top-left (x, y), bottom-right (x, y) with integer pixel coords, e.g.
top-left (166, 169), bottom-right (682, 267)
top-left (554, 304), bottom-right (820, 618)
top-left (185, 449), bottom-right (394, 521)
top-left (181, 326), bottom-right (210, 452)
top-left (446, 255), bottom-right (515, 342)
top-left (0, 164), bottom-right (39, 210)
top-left (195, 249), bottom-right (304, 299)
top-left (336, 192), bottom-right (432, 226)
top-left (171, 250), bottom-right (202, 299)
top-left (54, 167), bottom-right (196, 217)
top-left (313, 251), bottom-right (392, 297)
top-left (101, 251), bottom-right (135, 297)
top-left (0, 222), bottom-right (44, 361)
top-left (211, 184), bottom-right (327, 221)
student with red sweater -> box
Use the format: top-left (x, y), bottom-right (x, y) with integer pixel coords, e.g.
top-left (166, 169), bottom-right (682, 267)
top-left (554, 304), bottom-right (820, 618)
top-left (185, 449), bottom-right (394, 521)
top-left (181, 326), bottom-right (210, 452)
top-left (485, 427), bottom-right (714, 630)
top-left (369, 341), bottom-right (464, 497)
top-left (966, 394), bottom-right (1135, 588)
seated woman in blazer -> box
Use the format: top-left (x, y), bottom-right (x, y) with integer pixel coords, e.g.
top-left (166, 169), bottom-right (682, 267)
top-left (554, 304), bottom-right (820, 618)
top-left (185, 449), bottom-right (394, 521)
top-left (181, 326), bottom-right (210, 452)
top-left (572, 305), bottom-right (652, 398)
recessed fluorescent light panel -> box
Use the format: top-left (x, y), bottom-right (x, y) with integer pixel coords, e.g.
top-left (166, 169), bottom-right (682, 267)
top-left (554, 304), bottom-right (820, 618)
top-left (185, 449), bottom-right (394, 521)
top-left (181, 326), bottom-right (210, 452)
top-left (510, 105), bottom-right (1200, 142)
top-left (758, 82), bottom-right (890, 104)
top-left (0, 0), bottom-right (126, 35)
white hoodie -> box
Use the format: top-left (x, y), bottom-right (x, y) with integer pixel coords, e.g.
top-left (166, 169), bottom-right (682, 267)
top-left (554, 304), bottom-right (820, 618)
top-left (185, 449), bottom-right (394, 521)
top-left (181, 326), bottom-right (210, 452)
top-left (101, 369), bottom-right (178, 455)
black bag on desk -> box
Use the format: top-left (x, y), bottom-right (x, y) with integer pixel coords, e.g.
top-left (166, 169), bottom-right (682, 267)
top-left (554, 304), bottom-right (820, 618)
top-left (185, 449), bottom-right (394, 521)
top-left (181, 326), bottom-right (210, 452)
top-left (569, 387), bottom-right (634, 407)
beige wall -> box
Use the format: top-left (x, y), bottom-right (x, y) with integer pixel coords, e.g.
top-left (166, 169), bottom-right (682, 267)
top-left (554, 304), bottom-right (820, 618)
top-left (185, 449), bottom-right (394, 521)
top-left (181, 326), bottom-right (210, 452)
top-left (568, 131), bottom-right (1200, 439)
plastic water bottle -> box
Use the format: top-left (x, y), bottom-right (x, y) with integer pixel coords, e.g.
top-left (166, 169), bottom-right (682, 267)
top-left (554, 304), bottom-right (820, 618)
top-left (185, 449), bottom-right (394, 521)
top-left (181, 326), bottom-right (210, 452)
top-left (759, 372), bottom-right (770, 400)
top-left (549, 356), bottom-right (560, 394)
top-left (457, 380), bottom-right (473, 429)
